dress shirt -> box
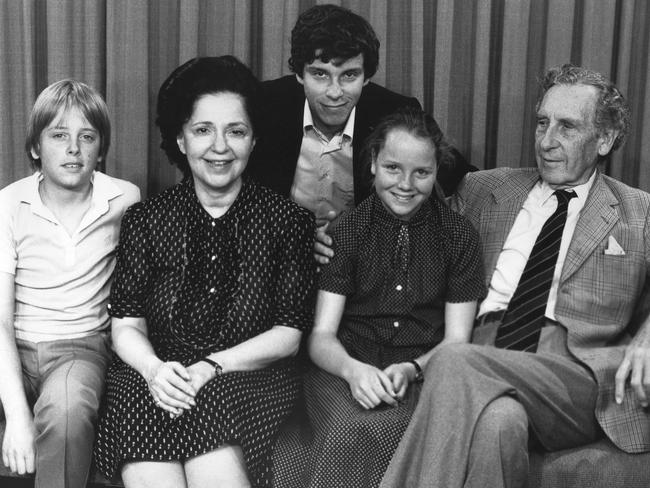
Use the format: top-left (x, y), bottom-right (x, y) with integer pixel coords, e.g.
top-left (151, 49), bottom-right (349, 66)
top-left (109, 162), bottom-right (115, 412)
top-left (290, 101), bottom-right (356, 225)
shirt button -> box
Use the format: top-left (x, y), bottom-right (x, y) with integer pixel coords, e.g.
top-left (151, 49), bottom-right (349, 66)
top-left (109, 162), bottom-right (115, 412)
top-left (211, 221), bottom-right (216, 227)
top-left (393, 321), bottom-right (399, 328)
top-left (209, 287), bottom-right (216, 293)
top-left (211, 255), bottom-right (216, 261)
top-left (396, 285), bottom-right (403, 291)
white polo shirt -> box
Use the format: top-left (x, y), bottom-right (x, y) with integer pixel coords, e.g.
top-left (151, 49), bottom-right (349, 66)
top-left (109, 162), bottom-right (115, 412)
top-left (0, 171), bottom-right (140, 342)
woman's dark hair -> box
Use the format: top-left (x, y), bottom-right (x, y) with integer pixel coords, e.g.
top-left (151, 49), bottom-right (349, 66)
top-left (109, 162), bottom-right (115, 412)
top-left (156, 55), bottom-right (261, 176)
top-left (362, 106), bottom-right (450, 179)
top-left (289, 4), bottom-right (380, 79)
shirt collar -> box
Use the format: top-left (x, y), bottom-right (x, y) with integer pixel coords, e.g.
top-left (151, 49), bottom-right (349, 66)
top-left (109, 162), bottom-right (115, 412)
top-left (303, 100), bottom-right (356, 142)
top-left (22, 171), bottom-right (124, 226)
top-left (537, 169), bottom-right (597, 205)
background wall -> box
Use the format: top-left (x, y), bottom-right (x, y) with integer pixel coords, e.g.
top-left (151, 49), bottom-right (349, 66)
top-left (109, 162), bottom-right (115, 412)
top-left (1, 0), bottom-right (649, 197)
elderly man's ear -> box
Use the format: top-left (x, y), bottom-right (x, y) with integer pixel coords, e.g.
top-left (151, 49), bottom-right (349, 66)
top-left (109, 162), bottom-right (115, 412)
top-left (597, 129), bottom-right (618, 156)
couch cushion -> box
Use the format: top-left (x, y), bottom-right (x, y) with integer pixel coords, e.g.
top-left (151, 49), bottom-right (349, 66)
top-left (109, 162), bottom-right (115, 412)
top-left (528, 438), bottom-right (650, 488)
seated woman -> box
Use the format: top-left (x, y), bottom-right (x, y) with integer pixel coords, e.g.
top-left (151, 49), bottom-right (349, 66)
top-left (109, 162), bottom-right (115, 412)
top-left (93, 56), bottom-right (316, 488)
top-left (300, 107), bottom-right (486, 487)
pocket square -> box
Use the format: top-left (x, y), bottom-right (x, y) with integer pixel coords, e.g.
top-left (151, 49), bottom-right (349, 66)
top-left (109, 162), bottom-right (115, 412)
top-left (604, 235), bottom-right (626, 255)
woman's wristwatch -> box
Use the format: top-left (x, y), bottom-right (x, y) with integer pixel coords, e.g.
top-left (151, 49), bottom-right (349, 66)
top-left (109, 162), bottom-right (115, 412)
top-left (201, 357), bottom-right (223, 376)
top-left (407, 359), bottom-right (424, 383)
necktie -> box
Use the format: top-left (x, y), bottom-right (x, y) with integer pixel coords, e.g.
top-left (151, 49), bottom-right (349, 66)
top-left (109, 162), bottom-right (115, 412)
top-left (494, 189), bottom-right (576, 352)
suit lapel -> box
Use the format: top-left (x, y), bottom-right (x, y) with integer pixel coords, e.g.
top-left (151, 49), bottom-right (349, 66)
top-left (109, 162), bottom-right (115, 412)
top-left (481, 171), bottom-right (539, 285)
top-left (561, 172), bottom-right (619, 282)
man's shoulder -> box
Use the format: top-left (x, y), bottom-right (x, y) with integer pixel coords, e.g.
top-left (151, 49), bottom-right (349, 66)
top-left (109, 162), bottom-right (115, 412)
top-left (105, 174), bottom-right (141, 202)
top-left (599, 173), bottom-right (650, 209)
top-left (0, 174), bottom-right (37, 210)
top-left (358, 82), bottom-right (421, 112)
top-left (261, 75), bottom-right (304, 103)
top-left (464, 167), bottom-right (536, 191)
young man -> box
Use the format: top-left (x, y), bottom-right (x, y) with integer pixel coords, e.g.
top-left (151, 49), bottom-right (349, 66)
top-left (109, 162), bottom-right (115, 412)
top-left (381, 65), bottom-right (650, 488)
top-left (246, 4), bottom-right (472, 262)
top-left (0, 80), bottom-right (140, 488)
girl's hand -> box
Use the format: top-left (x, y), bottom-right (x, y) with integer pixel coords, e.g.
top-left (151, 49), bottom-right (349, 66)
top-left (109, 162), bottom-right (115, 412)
top-left (383, 363), bottom-right (414, 400)
top-left (346, 362), bottom-right (398, 409)
top-left (144, 359), bottom-right (196, 416)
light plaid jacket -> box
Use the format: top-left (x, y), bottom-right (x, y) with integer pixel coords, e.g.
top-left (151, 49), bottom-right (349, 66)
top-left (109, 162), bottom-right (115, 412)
top-left (454, 167), bottom-right (650, 454)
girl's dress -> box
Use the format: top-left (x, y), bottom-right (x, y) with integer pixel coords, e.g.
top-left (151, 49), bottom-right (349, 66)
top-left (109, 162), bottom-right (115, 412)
top-left (93, 178), bottom-right (315, 488)
top-left (274, 193), bottom-right (485, 488)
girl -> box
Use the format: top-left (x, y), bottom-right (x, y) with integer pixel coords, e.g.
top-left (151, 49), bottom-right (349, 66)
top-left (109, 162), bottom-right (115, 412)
top-left (302, 107), bottom-right (485, 487)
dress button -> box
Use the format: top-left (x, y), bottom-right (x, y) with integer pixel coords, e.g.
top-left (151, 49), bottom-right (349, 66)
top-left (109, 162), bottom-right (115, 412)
top-left (209, 287), bottom-right (216, 293)
top-left (396, 285), bottom-right (403, 291)
top-left (393, 321), bottom-right (399, 328)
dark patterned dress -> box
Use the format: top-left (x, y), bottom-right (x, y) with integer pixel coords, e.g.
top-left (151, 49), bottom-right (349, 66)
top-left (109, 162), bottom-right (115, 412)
top-left (273, 193), bottom-right (485, 488)
top-left (93, 178), bottom-right (315, 487)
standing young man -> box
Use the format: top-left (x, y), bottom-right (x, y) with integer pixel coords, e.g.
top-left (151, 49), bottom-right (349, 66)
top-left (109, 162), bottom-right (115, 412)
top-left (0, 80), bottom-right (140, 488)
top-left (247, 4), bottom-right (472, 262)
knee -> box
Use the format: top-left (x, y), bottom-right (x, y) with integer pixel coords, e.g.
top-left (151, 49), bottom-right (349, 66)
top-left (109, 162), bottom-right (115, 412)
top-left (476, 396), bottom-right (528, 446)
top-left (425, 343), bottom-right (479, 378)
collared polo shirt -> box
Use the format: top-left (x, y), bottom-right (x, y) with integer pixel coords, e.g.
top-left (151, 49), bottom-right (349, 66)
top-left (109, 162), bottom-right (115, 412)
top-left (290, 101), bottom-right (356, 225)
top-left (0, 171), bottom-right (140, 342)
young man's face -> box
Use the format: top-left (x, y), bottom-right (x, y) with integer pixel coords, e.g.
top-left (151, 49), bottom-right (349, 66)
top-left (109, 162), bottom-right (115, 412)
top-left (32, 106), bottom-right (101, 192)
top-left (297, 53), bottom-right (369, 140)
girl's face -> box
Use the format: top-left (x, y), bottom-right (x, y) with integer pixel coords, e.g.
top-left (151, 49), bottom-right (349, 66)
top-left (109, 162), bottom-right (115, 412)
top-left (371, 128), bottom-right (437, 221)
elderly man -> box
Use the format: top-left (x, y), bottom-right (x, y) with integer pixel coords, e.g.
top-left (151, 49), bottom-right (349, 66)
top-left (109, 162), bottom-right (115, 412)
top-left (381, 64), bottom-right (650, 488)
top-left (246, 4), bottom-right (472, 262)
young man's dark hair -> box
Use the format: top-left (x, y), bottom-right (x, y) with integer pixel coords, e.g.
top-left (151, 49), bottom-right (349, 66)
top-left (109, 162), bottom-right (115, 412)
top-left (288, 4), bottom-right (380, 78)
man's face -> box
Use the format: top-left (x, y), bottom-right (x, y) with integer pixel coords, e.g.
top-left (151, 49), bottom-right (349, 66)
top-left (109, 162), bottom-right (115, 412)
top-left (297, 53), bottom-right (369, 140)
top-left (535, 83), bottom-right (616, 189)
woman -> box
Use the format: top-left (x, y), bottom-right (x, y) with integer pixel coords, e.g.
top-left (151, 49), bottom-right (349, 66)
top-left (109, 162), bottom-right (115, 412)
top-left (296, 107), bottom-right (485, 487)
top-left (93, 56), bottom-right (316, 488)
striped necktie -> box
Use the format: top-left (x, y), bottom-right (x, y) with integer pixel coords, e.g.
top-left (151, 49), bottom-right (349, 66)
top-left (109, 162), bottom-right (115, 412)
top-left (494, 189), bottom-right (576, 352)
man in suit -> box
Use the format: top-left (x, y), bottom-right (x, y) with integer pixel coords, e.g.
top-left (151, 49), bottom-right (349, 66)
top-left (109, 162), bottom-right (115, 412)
top-left (246, 4), bottom-right (471, 262)
top-left (381, 64), bottom-right (650, 488)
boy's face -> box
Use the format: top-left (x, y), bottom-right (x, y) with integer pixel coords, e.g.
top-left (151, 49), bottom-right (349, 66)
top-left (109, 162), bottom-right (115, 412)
top-left (32, 106), bottom-right (100, 192)
top-left (297, 52), bottom-right (369, 140)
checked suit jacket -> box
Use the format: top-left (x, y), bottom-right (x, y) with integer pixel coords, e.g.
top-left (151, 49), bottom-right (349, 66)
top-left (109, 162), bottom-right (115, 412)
top-left (453, 167), bottom-right (650, 454)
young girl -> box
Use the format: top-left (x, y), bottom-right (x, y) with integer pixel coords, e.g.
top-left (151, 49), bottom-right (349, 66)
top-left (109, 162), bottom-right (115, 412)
top-left (302, 107), bottom-right (486, 487)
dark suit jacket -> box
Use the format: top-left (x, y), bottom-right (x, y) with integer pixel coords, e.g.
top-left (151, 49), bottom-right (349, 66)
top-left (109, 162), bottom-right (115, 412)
top-left (454, 167), bottom-right (650, 453)
top-left (246, 75), bottom-right (471, 203)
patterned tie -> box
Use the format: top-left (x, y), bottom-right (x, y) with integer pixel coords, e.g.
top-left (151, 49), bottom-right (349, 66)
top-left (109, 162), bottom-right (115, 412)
top-left (494, 189), bottom-right (576, 352)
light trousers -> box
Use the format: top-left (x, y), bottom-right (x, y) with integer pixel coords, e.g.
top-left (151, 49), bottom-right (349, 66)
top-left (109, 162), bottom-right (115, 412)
top-left (17, 333), bottom-right (111, 488)
top-left (380, 343), bottom-right (601, 488)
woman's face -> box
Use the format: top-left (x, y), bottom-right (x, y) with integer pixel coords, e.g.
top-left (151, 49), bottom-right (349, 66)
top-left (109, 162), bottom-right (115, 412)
top-left (371, 128), bottom-right (437, 221)
top-left (177, 91), bottom-right (255, 198)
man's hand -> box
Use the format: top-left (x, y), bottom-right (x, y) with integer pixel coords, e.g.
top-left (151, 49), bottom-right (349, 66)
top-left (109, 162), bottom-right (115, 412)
top-left (615, 324), bottom-right (650, 407)
top-left (314, 210), bottom-right (337, 265)
top-left (346, 361), bottom-right (398, 409)
top-left (2, 413), bottom-right (36, 475)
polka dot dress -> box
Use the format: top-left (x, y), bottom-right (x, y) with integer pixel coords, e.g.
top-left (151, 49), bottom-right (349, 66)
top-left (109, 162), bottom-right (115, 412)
top-left (273, 193), bottom-right (486, 488)
top-left (93, 178), bottom-right (316, 487)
